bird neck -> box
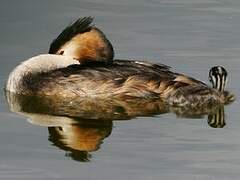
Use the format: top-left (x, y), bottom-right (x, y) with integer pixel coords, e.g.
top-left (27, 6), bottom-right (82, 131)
top-left (6, 54), bottom-right (79, 93)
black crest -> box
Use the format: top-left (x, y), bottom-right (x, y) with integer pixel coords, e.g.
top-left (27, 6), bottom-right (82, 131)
top-left (49, 17), bottom-right (94, 54)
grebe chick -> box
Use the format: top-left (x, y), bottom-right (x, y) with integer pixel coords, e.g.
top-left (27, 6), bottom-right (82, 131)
top-left (209, 66), bottom-right (227, 92)
top-left (49, 17), bottom-right (114, 64)
top-left (166, 66), bottom-right (234, 107)
top-left (209, 66), bottom-right (235, 104)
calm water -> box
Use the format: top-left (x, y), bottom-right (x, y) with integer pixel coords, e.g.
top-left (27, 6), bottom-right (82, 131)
top-left (1, 0), bottom-right (240, 179)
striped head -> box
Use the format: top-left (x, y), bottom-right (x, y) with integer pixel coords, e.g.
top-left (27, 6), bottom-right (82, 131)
top-left (209, 66), bottom-right (228, 92)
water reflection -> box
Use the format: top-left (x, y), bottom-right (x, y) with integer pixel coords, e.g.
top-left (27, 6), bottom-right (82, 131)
top-left (208, 106), bottom-right (225, 128)
top-left (6, 92), bottom-right (227, 161)
top-left (48, 120), bottom-right (112, 162)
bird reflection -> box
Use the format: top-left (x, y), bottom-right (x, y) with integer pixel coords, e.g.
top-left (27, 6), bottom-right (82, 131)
top-left (48, 120), bottom-right (112, 162)
top-left (208, 105), bottom-right (225, 128)
top-left (5, 92), bottom-right (229, 162)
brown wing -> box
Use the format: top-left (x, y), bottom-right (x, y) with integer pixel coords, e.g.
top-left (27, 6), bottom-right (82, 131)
top-left (22, 60), bottom-right (176, 97)
top-left (22, 60), bottom-right (209, 100)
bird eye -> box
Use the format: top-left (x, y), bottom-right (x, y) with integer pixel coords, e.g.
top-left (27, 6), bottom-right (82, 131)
top-left (58, 127), bottom-right (63, 131)
top-left (59, 51), bottom-right (64, 55)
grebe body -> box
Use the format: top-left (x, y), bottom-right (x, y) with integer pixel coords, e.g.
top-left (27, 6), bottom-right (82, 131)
top-left (6, 54), bottom-right (233, 107)
top-left (5, 17), bottom-right (234, 108)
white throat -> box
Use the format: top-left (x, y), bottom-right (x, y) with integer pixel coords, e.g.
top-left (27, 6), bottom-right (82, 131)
top-left (6, 54), bottom-right (79, 93)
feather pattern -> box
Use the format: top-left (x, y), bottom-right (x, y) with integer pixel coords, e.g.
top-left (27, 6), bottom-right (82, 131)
top-left (49, 17), bottom-right (94, 54)
top-left (6, 55), bottom-right (234, 108)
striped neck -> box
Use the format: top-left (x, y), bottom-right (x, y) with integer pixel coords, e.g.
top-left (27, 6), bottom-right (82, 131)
top-left (209, 66), bottom-right (228, 92)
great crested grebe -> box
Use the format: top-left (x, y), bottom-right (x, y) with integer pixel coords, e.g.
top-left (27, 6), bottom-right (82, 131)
top-left (6, 17), bottom-right (234, 108)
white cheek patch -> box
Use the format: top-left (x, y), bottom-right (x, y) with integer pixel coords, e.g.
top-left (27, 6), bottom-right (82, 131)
top-left (211, 75), bottom-right (217, 89)
top-left (217, 66), bottom-right (223, 74)
top-left (216, 75), bottom-right (221, 91)
top-left (62, 44), bottom-right (78, 56)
